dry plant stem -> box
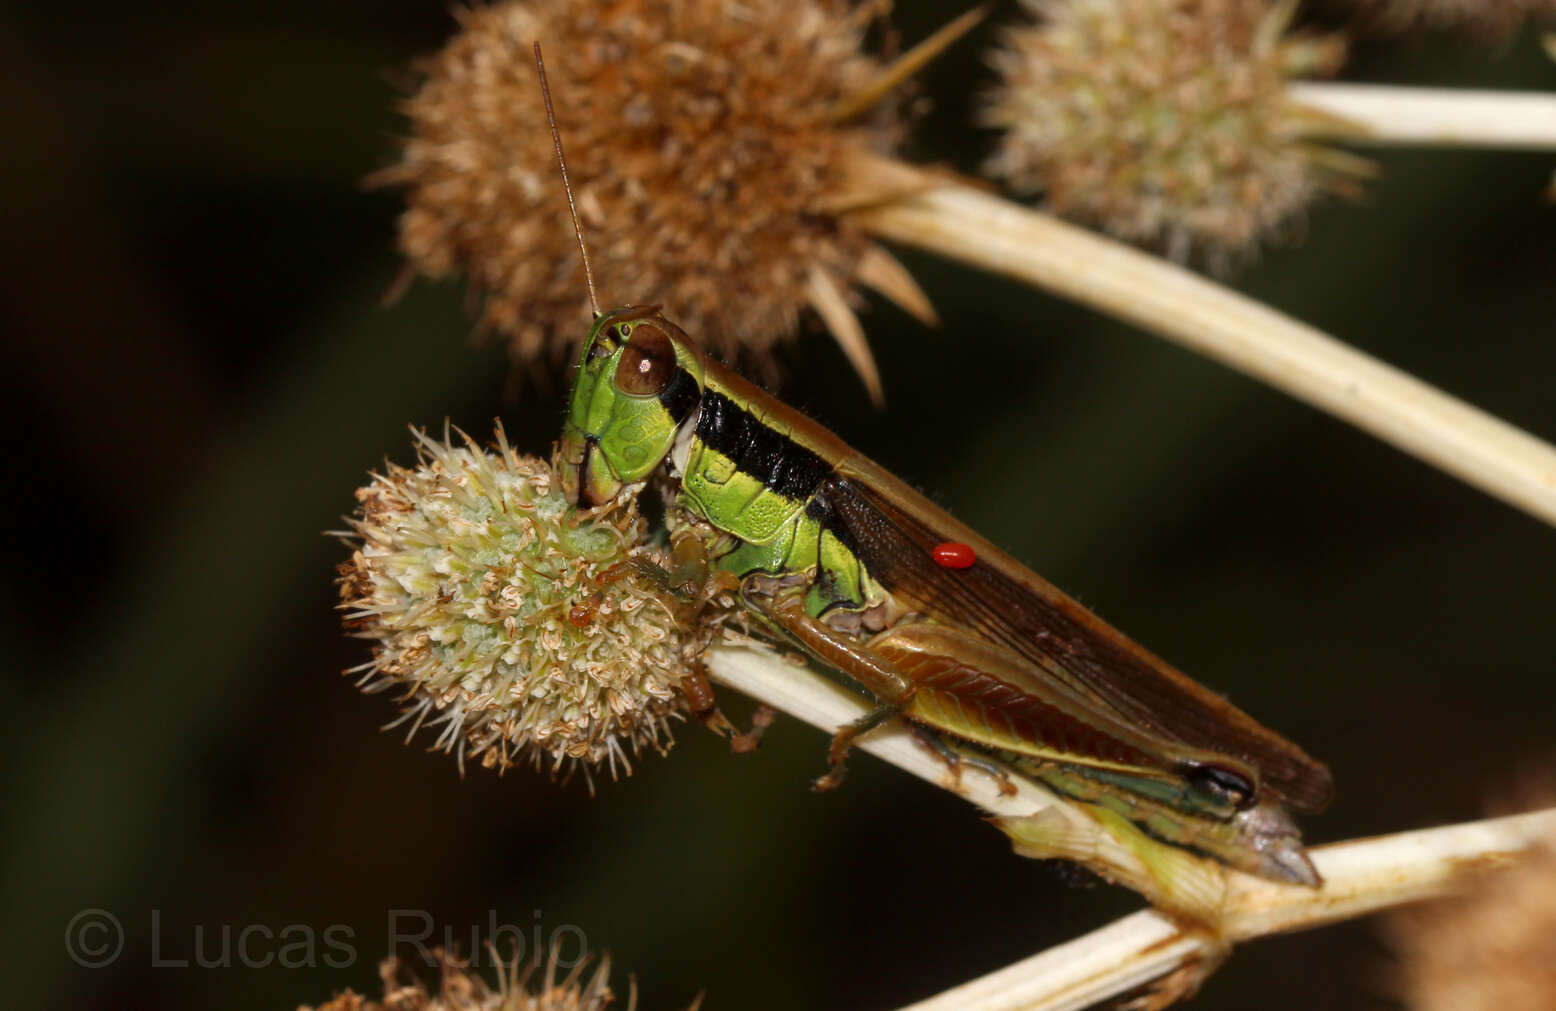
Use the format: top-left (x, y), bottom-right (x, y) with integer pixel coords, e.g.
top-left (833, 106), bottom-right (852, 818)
top-left (1290, 82), bottom-right (1556, 150)
top-left (707, 644), bottom-right (1556, 1009)
top-left (706, 644), bottom-right (1153, 880)
top-left (901, 807), bottom-right (1556, 1011)
top-left (708, 643), bottom-right (1062, 817)
top-left (854, 178), bottom-right (1556, 530)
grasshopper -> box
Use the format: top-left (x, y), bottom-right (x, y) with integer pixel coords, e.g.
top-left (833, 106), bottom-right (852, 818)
top-left (535, 43), bottom-right (1330, 888)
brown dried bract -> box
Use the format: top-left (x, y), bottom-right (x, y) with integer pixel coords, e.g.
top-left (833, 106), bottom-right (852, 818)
top-left (375, 0), bottom-right (917, 387)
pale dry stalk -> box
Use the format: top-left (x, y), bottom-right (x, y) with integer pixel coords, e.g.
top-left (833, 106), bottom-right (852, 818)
top-left (1292, 82), bottom-right (1556, 150)
top-left (847, 166), bottom-right (1556, 530)
top-left (706, 642), bottom-right (1556, 1011)
top-left (898, 807), bottom-right (1556, 1010)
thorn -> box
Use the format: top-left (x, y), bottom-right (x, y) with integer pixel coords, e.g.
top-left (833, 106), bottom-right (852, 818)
top-left (827, 5), bottom-right (989, 123)
top-left (807, 263), bottom-right (885, 408)
top-left (856, 244), bottom-right (938, 328)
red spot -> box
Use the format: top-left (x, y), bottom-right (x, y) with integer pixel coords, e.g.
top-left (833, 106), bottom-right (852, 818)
top-left (931, 542), bottom-right (977, 569)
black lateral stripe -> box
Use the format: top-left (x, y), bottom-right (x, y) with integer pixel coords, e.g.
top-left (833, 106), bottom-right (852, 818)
top-left (696, 389), bottom-right (740, 454)
top-left (697, 390), bottom-right (831, 500)
top-left (657, 367), bottom-right (701, 423)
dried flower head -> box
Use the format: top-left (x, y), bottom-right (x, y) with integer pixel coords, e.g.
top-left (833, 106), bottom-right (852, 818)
top-left (336, 426), bottom-right (693, 783)
top-left (1386, 819), bottom-right (1556, 1009)
top-left (1342, 0), bottom-right (1556, 39)
top-left (983, 0), bottom-right (1363, 264)
top-left (375, 0), bottom-right (939, 399)
top-left (302, 948), bottom-right (627, 1011)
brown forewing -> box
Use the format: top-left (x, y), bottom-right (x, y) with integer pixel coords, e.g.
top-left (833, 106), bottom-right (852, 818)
top-left (819, 458), bottom-right (1334, 814)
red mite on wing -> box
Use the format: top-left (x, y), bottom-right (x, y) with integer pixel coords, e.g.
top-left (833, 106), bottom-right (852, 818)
top-left (931, 542), bottom-right (978, 569)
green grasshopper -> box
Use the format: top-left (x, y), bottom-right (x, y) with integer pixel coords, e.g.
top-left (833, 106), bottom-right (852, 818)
top-left (534, 45), bottom-right (1330, 888)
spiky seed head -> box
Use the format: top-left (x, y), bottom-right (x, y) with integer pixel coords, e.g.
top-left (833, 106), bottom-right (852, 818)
top-left (336, 426), bottom-right (691, 783)
top-left (373, 0), bottom-right (918, 387)
top-left (982, 0), bottom-right (1358, 265)
top-left (301, 948), bottom-right (625, 1011)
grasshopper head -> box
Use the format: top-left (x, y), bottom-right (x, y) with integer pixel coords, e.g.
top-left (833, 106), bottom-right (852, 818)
top-left (560, 307), bottom-right (705, 507)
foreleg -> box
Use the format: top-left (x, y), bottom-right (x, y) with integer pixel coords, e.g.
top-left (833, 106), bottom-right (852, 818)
top-left (741, 584), bottom-right (921, 790)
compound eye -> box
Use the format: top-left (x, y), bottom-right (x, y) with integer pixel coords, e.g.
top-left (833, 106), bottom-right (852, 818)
top-left (1186, 764), bottom-right (1256, 810)
top-left (614, 324), bottom-right (676, 396)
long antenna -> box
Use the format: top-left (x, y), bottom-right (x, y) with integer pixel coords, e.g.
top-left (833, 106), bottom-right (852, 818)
top-left (533, 41), bottom-right (601, 319)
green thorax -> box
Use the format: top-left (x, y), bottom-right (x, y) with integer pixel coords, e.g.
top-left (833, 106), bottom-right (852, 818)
top-left (672, 364), bottom-right (882, 620)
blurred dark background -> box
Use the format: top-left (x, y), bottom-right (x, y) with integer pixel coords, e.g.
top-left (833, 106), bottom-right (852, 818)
top-left (2, 2), bottom-right (1553, 1009)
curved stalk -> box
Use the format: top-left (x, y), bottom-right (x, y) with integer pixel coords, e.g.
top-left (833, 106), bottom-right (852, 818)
top-left (1290, 83), bottom-right (1556, 151)
top-left (706, 643), bottom-right (1055, 819)
top-left (898, 808), bottom-right (1556, 1011)
top-left (707, 642), bottom-right (1556, 1010)
top-left (707, 643), bottom-right (1229, 923)
top-left (851, 176), bottom-right (1556, 529)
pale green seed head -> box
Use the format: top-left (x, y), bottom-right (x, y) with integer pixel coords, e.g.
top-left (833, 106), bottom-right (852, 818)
top-left (337, 425), bottom-right (690, 782)
top-left (982, 0), bottom-right (1358, 266)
